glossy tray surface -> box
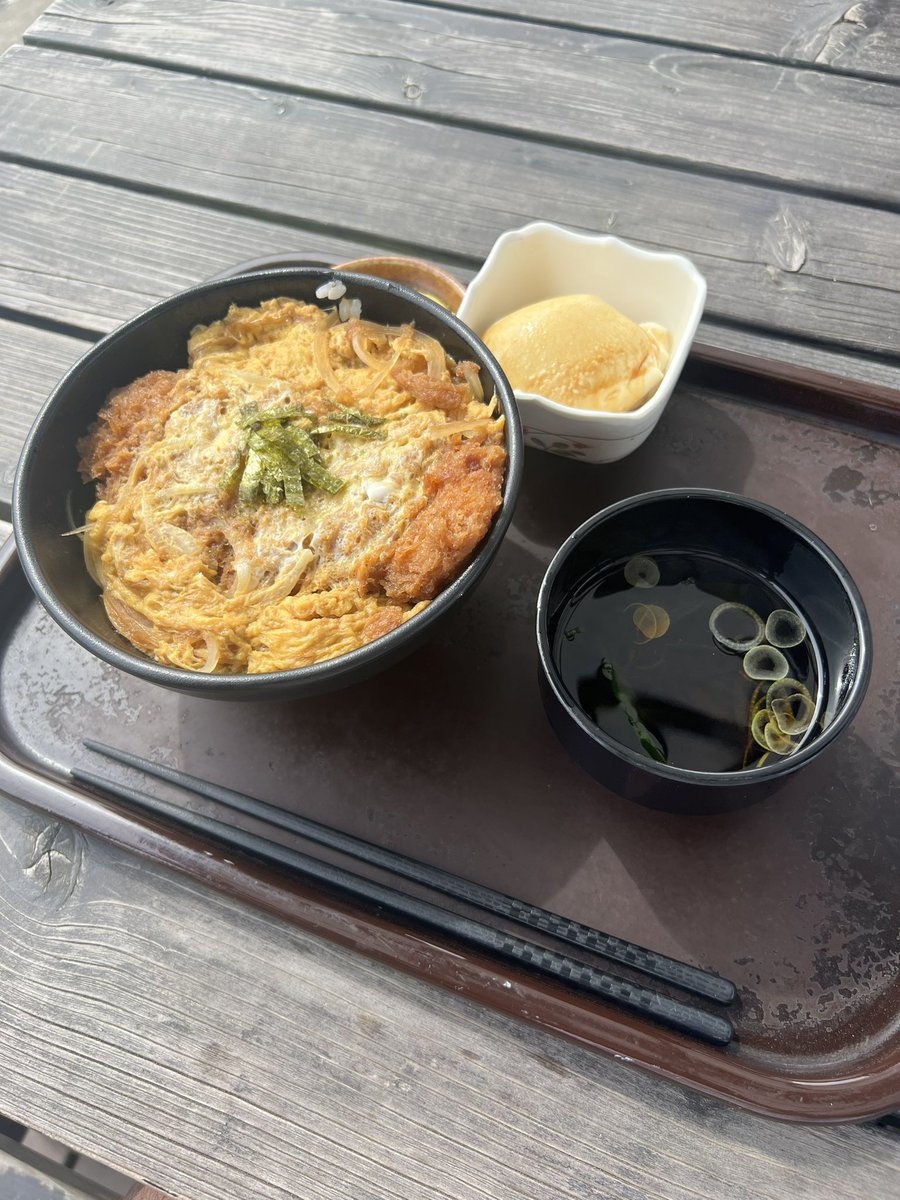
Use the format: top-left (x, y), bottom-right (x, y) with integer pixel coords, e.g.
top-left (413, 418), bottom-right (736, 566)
top-left (1, 356), bottom-right (898, 1123)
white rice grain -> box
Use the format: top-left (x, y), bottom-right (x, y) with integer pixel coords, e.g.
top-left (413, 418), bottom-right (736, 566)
top-left (315, 278), bottom-right (347, 301)
top-left (338, 296), bottom-right (362, 322)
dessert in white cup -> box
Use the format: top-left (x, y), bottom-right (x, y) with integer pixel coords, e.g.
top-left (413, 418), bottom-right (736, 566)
top-left (458, 223), bottom-right (706, 463)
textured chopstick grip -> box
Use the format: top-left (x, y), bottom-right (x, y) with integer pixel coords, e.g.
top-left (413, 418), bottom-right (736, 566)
top-left (485, 934), bottom-right (733, 1045)
top-left (71, 766), bottom-right (734, 1047)
top-left (83, 739), bottom-right (737, 1005)
top-left (491, 903), bottom-right (735, 1004)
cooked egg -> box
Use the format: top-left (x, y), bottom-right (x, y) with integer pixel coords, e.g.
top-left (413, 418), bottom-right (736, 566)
top-left (77, 298), bottom-right (507, 674)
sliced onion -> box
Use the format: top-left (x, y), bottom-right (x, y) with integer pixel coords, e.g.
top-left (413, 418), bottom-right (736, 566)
top-left (459, 361), bottom-right (483, 403)
top-left (229, 558), bottom-right (256, 598)
top-left (751, 707), bottom-right (796, 756)
top-left (770, 692), bottom-right (815, 735)
top-left (145, 520), bottom-right (202, 560)
top-left (83, 534), bottom-right (106, 587)
top-left (199, 632), bottom-right (221, 673)
top-left (430, 417), bottom-right (498, 437)
top-left (313, 324), bottom-right (343, 393)
top-left (354, 347), bottom-right (402, 400)
top-left (255, 548), bottom-right (314, 604)
top-left (103, 590), bottom-right (156, 653)
top-left (351, 329), bottom-right (389, 369)
top-left (410, 329), bottom-right (447, 378)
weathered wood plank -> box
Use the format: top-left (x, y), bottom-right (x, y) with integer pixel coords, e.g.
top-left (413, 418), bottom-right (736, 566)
top-left (403, 0), bottom-right (900, 81)
top-left (26, 0), bottom-right (900, 206)
top-left (2, 158), bottom-right (900, 361)
top-left (813, 3), bottom-right (900, 75)
top-left (0, 56), bottom-right (898, 362)
top-left (697, 321), bottom-right (900, 393)
top-left (0, 793), bottom-right (898, 1200)
top-left (0, 316), bottom-right (91, 515)
top-left (0, 162), bottom-right (373, 332)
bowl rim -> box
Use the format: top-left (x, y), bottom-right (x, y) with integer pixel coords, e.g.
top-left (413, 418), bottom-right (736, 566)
top-left (458, 221), bottom-right (707, 427)
top-left (535, 486), bottom-right (872, 788)
top-left (12, 266), bottom-right (524, 692)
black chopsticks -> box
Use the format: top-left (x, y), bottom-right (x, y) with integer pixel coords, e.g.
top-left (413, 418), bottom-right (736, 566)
top-left (83, 739), bottom-right (735, 1003)
top-left (74, 739), bottom-right (736, 1046)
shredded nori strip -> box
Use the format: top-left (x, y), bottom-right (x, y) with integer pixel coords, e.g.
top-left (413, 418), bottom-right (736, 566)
top-left (224, 402), bottom-right (386, 507)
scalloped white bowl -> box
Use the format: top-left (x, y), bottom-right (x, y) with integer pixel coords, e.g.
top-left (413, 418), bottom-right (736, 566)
top-left (458, 223), bottom-right (707, 463)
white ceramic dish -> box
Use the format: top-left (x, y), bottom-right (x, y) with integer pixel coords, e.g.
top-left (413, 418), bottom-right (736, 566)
top-left (458, 222), bottom-right (707, 463)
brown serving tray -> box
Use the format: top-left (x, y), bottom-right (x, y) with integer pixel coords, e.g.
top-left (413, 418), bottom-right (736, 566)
top-left (1, 344), bottom-right (899, 1124)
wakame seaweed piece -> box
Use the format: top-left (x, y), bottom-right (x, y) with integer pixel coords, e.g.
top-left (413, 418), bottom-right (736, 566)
top-left (600, 659), bottom-right (668, 764)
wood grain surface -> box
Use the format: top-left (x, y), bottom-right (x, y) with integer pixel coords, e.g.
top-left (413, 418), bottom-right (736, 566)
top-left (0, 317), bottom-right (90, 510)
top-left (406, 0), bottom-right (900, 79)
top-left (0, 793), bottom-right (897, 1200)
top-left (1, 49), bottom-right (898, 361)
top-left (26, 0), bottom-right (900, 205)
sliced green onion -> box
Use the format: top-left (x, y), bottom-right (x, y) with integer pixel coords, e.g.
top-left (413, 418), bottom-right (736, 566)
top-left (709, 602), bottom-right (764, 652)
top-left (629, 603), bottom-right (670, 642)
top-left (763, 721), bottom-right (796, 755)
top-left (750, 707), bottom-right (773, 749)
top-left (624, 555), bottom-right (660, 588)
top-left (767, 678), bottom-right (815, 735)
top-left (743, 644), bottom-right (789, 681)
top-left (765, 609), bottom-right (807, 649)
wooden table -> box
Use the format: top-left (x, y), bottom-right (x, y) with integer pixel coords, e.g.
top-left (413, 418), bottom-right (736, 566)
top-left (1, 3), bottom-right (899, 1197)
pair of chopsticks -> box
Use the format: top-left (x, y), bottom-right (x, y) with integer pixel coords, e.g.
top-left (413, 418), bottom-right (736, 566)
top-left (72, 740), bottom-right (736, 1046)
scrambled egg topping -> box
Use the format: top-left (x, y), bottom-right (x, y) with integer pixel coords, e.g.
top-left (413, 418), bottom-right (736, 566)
top-left (78, 297), bottom-right (506, 673)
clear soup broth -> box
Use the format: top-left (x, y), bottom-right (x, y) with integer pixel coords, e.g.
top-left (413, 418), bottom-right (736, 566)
top-left (552, 551), bottom-right (823, 773)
